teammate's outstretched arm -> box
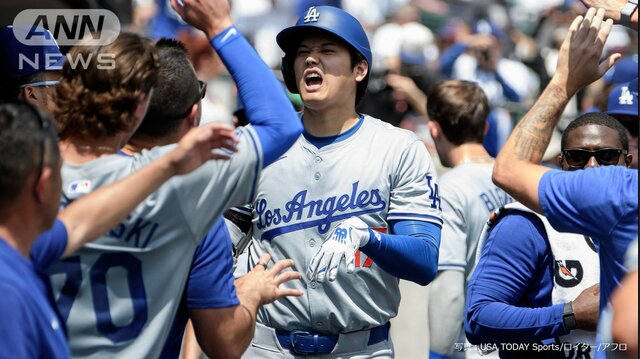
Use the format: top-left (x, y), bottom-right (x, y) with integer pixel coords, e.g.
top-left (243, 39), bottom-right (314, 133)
top-left (189, 253), bottom-right (303, 359)
top-left (170, 0), bottom-right (302, 168)
top-left (56, 123), bottom-right (238, 257)
top-left (492, 8), bottom-right (620, 213)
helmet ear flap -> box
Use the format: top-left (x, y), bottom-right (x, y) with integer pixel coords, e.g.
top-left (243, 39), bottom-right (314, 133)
top-left (281, 55), bottom-right (299, 94)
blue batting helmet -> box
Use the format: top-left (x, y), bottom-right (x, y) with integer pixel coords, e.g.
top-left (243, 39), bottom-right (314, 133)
top-left (276, 6), bottom-right (372, 103)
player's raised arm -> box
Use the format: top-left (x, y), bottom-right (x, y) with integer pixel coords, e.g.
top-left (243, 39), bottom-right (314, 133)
top-left (580, 0), bottom-right (639, 29)
top-left (56, 123), bottom-right (238, 257)
top-left (171, 0), bottom-right (302, 168)
top-left (492, 8), bottom-right (620, 213)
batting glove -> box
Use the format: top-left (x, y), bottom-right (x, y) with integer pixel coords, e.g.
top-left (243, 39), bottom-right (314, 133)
top-left (307, 217), bottom-right (371, 282)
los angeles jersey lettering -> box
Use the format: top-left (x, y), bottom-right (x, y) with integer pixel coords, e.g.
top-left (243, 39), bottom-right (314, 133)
top-left (249, 115), bottom-right (442, 333)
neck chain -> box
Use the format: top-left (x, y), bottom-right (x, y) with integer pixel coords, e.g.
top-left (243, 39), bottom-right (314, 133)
top-left (460, 156), bottom-right (494, 164)
top-left (77, 145), bottom-right (117, 153)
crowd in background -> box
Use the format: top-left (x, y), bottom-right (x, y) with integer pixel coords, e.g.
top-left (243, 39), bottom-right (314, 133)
top-left (121, 0), bottom-right (638, 167)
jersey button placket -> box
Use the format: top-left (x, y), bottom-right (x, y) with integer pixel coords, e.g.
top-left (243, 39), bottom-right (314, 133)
top-left (309, 239), bottom-right (316, 247)
top-left (312, 155), bottom-right (322, 181)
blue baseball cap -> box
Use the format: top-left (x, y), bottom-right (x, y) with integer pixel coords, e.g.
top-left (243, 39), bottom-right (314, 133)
top-left (0, 25), bottom-right (65, 79)
top-left (603, 55), bottom-right (638, 85)
top-left (607, 79), bottom-right (639, 117)
top-left (473, 19), bottom-right (507, 40)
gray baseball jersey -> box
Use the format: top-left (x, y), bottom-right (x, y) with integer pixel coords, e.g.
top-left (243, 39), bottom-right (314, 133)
top-left (249, 115), bottom-right (442, 333)
top-left (437, 163), bottom-right (513, 278)
top-left (429, 163), bottom-right (511, 358)
top-left (46, 127), bottom-right (262, 358)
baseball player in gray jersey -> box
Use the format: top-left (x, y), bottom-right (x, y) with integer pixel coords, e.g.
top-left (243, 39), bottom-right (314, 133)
top-left (240, 6), bottom-right (442, 358)
top-left (44, 0), bottom-right (303, 357)
top-left (425, 80), bottom-right (512, 359)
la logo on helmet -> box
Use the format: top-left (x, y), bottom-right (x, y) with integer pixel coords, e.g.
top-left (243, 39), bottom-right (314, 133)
top-left (304, 7), bottom-right (320, 23)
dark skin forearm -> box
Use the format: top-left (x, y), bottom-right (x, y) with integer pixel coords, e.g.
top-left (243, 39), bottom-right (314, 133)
top-left (492, 82), bottom-right (568, 213)
top-left (493, 8), bottom-right (620, 213)
top-left (511, 84), bottom-right (569, 163)
top-left (571, 283), bottom-right (600, 331)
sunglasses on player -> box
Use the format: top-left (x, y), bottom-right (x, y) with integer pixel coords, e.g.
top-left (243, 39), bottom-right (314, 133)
top-left (561, 148), bottom-right (627, 168)
top-left (197, 80), bottom-right (207, 100)
top-left (18, 80), bottom-right (61, 88)
top-left (175, 80), bottom-right (207, 120)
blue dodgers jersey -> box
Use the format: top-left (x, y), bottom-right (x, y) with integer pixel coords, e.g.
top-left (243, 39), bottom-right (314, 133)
top-left (32, 220), bottom-right (70, 271)
top-left (466, 212), bottom-right (564, 347)
top-left (159, 218), bottom-right (240, 359)
top-left (539, 166), bottom-right (638, 309)
top-left (0, 225), bottom-right (69, 359)
top-left (187, 218), bottom-right (239, 309)
top-left (47, 127), bottom-right (262, 358)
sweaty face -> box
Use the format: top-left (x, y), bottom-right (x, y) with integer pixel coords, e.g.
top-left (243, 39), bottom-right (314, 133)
top-left (560, 124), bottom-right (629, 171)
top-left (293, 34), bottom-right (366, 110)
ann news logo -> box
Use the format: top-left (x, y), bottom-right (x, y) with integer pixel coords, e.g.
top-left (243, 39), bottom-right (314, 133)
top-left (13, 9), bottom-right (120, 46)
top-left (9, 10), bottom-right (120, 71)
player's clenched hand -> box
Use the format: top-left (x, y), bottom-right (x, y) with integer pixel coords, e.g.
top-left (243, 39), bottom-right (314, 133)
top-left (170, 0), bottom-right (232, 39)
top-left (307, 217), bottom-right (371, 283)
top-left (551, 8), bottom-right (620, 97)
top-left (236, 253), bottom-right (304, 305)
top-left (168, 122), bottom-right (239, 175)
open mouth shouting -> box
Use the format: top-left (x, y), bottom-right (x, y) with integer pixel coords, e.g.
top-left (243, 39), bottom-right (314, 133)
top-left (303, 70), bottom-right (324, 92)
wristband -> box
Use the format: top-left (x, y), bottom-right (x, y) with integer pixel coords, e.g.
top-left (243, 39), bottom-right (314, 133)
top-left (563, 302), bottom-right (577, 332)
top-left (621, 0), bottom-right (638, 28)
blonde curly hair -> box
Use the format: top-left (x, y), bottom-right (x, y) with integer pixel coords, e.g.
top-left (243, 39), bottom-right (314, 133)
top-left (55, 32), bottom-right (159, 140)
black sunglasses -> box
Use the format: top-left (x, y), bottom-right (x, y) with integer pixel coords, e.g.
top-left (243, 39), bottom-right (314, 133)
top-left (34, 109), bottom-right (51, 184)
top-left (562, 148), bottom-right (626, 168)
top-left (23, 104), bottom-right (52, 186)
top-left (175, 80), bottom-right (207, 120)
top-left (197, 80), bottom-right (207, 100)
